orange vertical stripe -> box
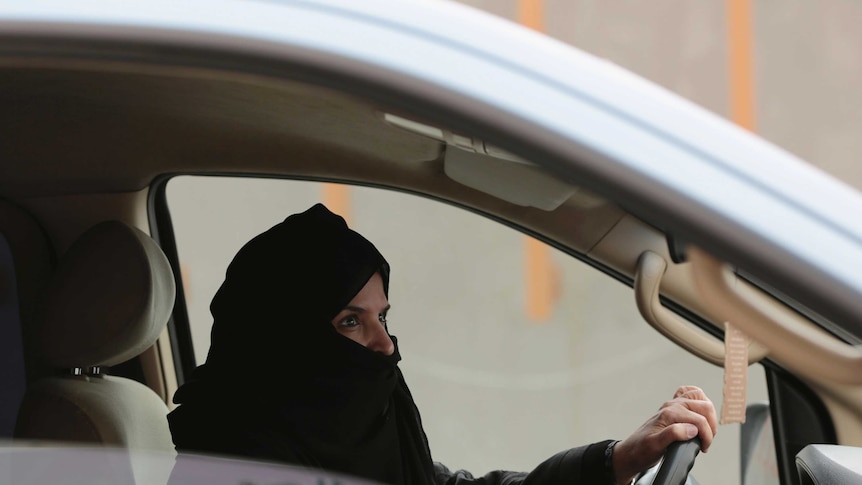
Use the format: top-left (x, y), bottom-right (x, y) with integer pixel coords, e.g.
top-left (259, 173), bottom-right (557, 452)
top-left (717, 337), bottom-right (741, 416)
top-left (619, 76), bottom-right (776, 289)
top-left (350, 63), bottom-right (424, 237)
top-left (518, 0), bottom-right (544, 31)
top-left (727, 0), bottom-right (756, 131)
top-left (518, 0), bottom-right (553, 321)
top-left (525, 237), bottom-right (554, 321)
top-left (322, 183), bottom-right (351, 225)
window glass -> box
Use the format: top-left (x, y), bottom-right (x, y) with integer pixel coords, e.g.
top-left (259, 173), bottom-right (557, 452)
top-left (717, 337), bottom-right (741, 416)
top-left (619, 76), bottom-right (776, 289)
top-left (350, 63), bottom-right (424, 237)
top-left (168, 175), bottom-right (770, 484)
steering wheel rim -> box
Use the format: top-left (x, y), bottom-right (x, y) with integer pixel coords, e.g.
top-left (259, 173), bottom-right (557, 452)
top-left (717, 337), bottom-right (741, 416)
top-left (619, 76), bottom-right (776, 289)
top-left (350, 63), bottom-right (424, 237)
top-left (641, 438), bottom-right (701, 485)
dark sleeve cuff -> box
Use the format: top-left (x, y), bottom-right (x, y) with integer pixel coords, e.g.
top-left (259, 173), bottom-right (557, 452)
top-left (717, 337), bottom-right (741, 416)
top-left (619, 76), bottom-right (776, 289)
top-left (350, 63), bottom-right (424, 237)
top-left (581, 439), bottom-right (618, 484)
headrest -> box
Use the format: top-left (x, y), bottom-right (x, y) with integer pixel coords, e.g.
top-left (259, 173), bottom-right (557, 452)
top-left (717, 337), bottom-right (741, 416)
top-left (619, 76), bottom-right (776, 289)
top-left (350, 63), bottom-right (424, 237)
top-left (37, 221), bottom-right (176, 368)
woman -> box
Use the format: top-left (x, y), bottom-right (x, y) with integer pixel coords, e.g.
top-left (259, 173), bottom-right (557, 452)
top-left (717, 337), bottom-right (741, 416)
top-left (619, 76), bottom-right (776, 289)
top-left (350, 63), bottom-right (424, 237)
top-left (168, 203), bottom-right (717, 485)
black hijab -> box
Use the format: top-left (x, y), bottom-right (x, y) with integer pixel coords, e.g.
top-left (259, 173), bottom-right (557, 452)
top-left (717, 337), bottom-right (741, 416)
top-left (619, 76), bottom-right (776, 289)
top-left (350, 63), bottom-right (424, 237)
top-left (168, 204), bottom-right (435, 485)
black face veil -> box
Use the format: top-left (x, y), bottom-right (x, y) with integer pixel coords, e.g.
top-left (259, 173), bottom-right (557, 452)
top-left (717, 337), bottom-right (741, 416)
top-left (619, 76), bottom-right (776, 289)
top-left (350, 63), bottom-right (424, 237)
top-left (168, 204), bottom-right (435, 485)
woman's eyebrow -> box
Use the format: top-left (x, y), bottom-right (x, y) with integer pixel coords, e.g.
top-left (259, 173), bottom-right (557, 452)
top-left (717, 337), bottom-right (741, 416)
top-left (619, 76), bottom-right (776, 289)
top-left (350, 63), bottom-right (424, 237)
top-left (342, 304), bottom-right (391, 313)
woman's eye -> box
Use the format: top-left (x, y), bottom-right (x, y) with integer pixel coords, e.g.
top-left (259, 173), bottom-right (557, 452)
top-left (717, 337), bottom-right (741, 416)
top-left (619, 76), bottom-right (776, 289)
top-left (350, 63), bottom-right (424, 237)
top-left (378, 314), bottom-right (387, 324)
top-left (339, 316), bottom-right (359, 328)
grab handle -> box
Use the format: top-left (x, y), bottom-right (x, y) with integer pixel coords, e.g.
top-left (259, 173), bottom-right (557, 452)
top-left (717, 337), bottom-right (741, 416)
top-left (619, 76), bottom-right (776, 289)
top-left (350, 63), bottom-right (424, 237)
top-left (688, 247), bottom-right (862, 385)
top-left (634, 251), bottom-right (768, 366)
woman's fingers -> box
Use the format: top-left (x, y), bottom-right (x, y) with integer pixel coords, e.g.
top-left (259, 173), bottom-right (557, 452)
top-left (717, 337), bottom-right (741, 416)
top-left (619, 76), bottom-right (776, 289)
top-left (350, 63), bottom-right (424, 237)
top-left (660, 386), bottom-right (718, 451)
top-left (673, 385), bottom-right (705, 399)
top-left (654, 404), bottom-right (714, 451)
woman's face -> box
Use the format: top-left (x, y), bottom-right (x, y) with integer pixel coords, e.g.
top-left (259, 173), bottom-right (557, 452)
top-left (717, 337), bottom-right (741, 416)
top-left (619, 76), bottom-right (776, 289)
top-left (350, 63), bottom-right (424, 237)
top-left (330, 272), bottom-right (394, 355)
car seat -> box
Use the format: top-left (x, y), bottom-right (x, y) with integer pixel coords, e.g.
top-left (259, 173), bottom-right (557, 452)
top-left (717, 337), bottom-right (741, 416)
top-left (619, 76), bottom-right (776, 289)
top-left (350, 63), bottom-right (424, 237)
top-left (14, 220), bottom-right (176, 451)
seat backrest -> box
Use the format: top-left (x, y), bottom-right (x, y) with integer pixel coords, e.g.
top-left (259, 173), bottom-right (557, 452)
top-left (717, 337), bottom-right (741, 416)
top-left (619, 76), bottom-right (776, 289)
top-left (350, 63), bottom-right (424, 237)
top-left (14, 220), bottom-right (176, 452)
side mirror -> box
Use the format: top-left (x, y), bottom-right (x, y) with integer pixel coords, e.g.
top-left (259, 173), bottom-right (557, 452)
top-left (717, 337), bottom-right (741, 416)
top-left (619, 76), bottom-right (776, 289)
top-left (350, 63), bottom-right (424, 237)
top-left (740, 401), bottom-right (779, 485)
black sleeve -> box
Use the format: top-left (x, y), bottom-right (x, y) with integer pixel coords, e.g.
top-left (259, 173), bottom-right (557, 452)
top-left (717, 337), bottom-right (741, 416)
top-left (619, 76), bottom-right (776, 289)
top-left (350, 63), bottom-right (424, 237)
top-left (433, 440), bottom-right (617, 485)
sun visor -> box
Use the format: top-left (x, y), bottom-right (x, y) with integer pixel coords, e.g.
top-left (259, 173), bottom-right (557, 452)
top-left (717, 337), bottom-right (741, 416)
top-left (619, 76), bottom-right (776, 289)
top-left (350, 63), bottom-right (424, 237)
top-left (443, 146), bottom-right (577, 210)
top-left (383, 112), bottom-right (601, 211)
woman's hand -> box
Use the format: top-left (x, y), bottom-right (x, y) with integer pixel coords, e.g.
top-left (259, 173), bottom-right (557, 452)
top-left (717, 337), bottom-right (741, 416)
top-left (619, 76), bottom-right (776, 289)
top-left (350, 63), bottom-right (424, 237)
top-left (611, 386), bottom-right (718, 485)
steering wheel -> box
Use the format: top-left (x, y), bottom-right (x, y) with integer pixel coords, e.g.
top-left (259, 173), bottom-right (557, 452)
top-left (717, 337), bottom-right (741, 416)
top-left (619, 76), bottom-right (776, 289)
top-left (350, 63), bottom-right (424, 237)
top-left (634, 438), bottom-right (701, 485)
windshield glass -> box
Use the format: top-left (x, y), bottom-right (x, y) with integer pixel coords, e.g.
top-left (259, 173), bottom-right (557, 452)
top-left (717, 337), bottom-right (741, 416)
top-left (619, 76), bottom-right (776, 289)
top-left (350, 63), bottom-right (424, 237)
top-left (166, 175), bottom-right (770, 484)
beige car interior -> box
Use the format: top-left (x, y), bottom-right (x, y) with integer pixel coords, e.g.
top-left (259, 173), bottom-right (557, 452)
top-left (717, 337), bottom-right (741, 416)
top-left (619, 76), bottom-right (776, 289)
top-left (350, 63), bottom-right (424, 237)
top-left (13, 219), bottom-right (175, 451)
top-left (2, 59), bottom-right (862, 449)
